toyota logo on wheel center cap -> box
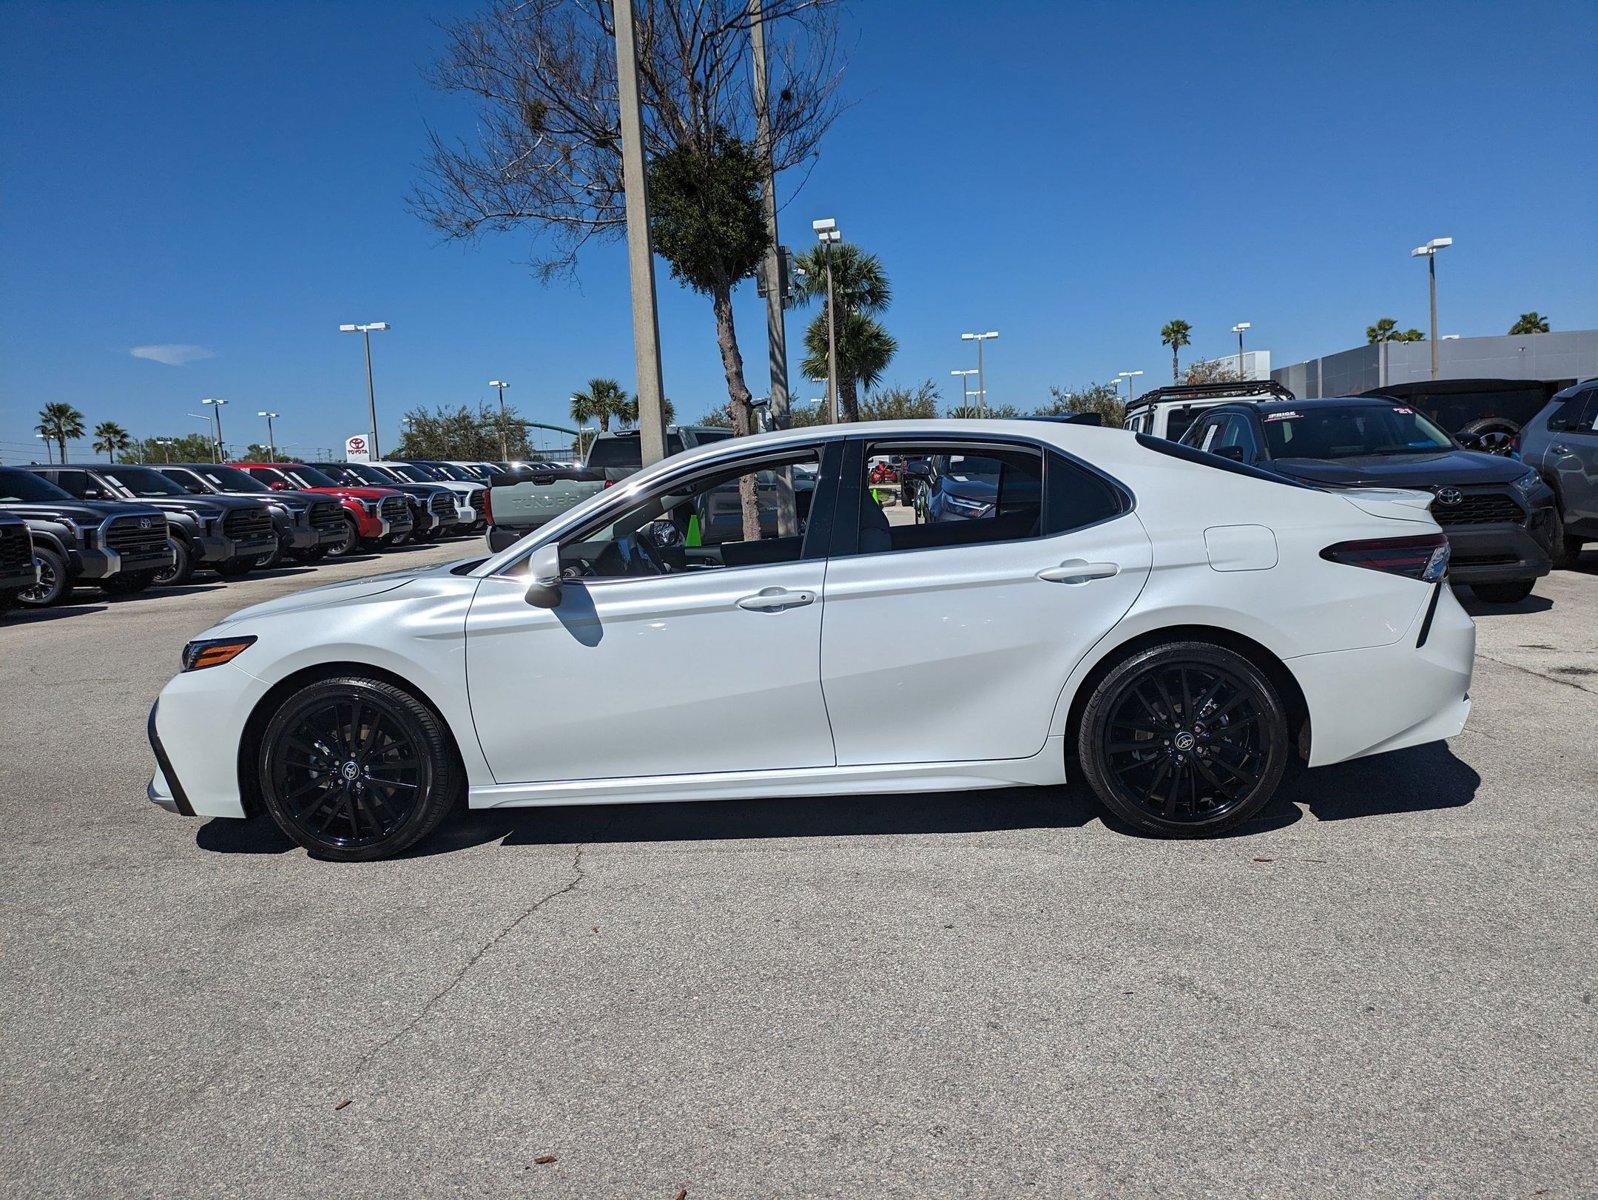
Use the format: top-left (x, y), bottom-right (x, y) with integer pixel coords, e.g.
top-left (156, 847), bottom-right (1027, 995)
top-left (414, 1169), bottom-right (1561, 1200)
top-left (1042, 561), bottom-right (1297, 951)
top-left (1173, 732), bottom-right (1197, 751)
top-left (340, 761), bottom-right (360, 781)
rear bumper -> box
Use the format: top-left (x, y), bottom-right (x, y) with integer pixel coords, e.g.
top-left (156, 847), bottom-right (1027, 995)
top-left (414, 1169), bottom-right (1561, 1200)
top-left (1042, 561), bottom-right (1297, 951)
top-left (1289, 582), bottom-right (1476, 768)
top-left (1442, 519), bottom-right (1552, 584)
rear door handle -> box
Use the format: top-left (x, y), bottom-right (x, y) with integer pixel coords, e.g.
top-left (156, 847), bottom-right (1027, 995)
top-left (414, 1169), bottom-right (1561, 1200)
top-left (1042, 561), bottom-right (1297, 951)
top-left (736, 587), bottom-right (816, 612)
top-left (1037, 560), bottom-right (1120, 585)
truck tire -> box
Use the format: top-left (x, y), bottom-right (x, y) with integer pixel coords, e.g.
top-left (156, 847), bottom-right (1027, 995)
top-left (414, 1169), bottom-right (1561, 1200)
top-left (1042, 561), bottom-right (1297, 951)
top-left (19, 546), bottom-right (70, 607)
top-left (155, 535), bottom-right (193, 587)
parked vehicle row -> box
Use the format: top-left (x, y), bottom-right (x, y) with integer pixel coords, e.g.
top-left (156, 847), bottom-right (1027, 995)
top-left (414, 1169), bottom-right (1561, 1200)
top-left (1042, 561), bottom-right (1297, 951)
top-left (0, 460), bottom-right (487, 615)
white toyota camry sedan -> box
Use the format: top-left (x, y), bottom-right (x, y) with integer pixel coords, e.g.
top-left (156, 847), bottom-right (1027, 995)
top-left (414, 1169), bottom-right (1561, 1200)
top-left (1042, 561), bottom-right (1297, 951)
top-left (148, 420), bottom-right (1474, 860)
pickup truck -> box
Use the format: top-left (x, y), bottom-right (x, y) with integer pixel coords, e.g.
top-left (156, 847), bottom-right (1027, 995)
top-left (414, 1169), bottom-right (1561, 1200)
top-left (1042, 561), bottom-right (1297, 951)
top-left (485, 425), bottom-right (734, 552)
top-left (0, 512), bottom-right (35, 614)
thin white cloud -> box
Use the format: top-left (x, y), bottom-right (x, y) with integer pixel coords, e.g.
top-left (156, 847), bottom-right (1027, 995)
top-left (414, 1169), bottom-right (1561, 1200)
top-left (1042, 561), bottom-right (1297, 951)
top-left (131, 343), bottom-right (216, 366)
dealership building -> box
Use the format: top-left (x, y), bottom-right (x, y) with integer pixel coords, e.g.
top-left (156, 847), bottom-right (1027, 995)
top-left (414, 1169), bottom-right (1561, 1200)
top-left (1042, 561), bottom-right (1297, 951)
top-left (1271, 330), bottom-right (1598, 398)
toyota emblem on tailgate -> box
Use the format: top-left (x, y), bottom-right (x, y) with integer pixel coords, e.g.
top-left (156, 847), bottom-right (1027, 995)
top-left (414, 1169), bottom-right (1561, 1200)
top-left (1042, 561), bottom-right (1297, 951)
top-left (1435, 487), bottom-right (1463, 505)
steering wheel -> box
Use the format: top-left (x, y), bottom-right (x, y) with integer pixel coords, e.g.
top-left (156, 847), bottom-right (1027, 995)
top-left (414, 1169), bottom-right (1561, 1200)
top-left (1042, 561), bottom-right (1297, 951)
top-left (623, 526), bottom-right (671, 575)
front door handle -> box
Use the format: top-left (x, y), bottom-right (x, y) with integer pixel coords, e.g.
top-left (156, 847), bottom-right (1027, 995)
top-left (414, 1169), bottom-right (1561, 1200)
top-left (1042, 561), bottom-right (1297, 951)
top-left (1550, 443), bottom-right (1569, 454)
top-left (1037, 559), bottom-right (1120, 585)
top-left (736, 587), bottom-right (816, 612)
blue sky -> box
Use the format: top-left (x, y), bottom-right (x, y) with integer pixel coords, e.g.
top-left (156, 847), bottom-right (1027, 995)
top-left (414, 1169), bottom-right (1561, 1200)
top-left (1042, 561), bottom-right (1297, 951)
top-left (3, 0), bottom-right (1595, 462)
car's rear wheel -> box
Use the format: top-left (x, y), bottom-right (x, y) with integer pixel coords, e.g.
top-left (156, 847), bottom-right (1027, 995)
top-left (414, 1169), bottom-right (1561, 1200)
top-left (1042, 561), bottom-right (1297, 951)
top-left (1078, 641), bottom-right (1290, 838)
top-left (254, 540), bottom-right (284, 570)
top-left (19, 546), bottom-right (70, 607)
top-left (1458, 417), bottom-right (1519, 455)
top-left (1471, 579), bottom-right (1535, 604)
top-left (258, 676), bottom-right (459, 861)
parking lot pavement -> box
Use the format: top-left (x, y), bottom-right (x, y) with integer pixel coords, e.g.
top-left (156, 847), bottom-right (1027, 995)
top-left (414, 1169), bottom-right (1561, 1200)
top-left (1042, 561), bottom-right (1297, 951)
top-left (2, 546), bottom-right (1595, 1198)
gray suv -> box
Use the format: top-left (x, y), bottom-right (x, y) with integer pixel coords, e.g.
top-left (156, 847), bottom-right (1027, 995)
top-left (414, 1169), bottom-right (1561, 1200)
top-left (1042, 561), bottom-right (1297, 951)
top-left (1518, 378), bottom-right (1597, 567)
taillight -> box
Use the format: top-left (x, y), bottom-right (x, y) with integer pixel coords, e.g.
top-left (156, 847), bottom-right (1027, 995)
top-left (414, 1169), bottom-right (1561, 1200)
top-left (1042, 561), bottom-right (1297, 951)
top-left (602, 479), bottom-right (616, 488)
top-left (1321, 533), bottom-right (1449, 582)
top-left (482, 488), bottom-right (494, 525)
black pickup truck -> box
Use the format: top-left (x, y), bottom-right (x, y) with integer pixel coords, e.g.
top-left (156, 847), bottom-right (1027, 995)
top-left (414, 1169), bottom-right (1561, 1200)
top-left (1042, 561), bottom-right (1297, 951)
top-left (0, 466), bottom-right (174, 605)
top-left (0, 512), bottom-right (34, 614)
top-left (154, 463), bottom-right (350, 566)
top-left (29, 464), bottom-right (278, 584)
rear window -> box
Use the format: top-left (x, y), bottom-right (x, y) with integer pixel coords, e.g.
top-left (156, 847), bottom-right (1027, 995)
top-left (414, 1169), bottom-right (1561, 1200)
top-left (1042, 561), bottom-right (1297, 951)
top-left (587, 432), bottom-right (689, 468)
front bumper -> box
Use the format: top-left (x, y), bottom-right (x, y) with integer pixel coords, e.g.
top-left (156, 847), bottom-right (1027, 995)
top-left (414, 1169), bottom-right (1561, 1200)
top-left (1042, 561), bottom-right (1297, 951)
top-left (1441, 519), bottom-right (1552, 584)
top-left (69, 546), bottom-right (118, 580)
top-left (195, 533), bottom-right (238, 563)
top-left (146, 701), bottom-right (195, 817)
top-left (283, 525), bottom-right (321, 551)
top-left (2, 564), bottom-right (36, 592)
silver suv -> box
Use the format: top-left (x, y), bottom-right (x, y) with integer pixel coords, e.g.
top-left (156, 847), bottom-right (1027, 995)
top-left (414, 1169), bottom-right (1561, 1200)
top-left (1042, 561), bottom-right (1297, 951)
top-left (1517, 378), bottom-right (1597, 567)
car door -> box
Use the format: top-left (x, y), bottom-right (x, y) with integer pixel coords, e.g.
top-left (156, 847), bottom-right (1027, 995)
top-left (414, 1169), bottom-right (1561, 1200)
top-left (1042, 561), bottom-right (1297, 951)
top-left (1542, 385), bottom-right (1598, 526)
top-left (819, 434), bottom-right (1152, 767)
top-left (463, 441), bottom-right (842, 784)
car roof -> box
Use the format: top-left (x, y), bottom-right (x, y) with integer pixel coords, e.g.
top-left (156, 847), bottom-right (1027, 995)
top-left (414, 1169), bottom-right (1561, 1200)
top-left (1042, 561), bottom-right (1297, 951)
top-left (1202, 396), bottom-right (1409, 417)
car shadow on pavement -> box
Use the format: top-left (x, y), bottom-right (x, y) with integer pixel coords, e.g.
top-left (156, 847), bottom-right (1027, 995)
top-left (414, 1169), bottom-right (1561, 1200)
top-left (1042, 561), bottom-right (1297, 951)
top-left (1457, 589), bottom-right (1555, 617)
top-left (4, 600), bottom-right (110, 623)
top-left (194, 740), bottom-right (1478, 858)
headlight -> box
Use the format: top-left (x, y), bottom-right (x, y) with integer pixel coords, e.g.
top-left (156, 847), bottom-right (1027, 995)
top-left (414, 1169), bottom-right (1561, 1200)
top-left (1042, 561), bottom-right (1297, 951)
top-left (181, 636), bottom-right (256, 672)
top-left (362, 500), bottom-right (381, 514)
top-left (1511, 469), bottom-right (1543, 498)
top-left (945, 494), bottom-right (992, 516)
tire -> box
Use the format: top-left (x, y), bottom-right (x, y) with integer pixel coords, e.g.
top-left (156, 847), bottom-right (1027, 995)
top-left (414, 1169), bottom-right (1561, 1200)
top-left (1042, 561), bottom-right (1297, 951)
top-left (1550, 506), bottom-right (1585, 570)
top-left (1077, 640), bottom-right (1291, 838)
top-left (18, 546), bottom-right (70, 607)
top-left (324, 516), bottom-right (359, 559)
top-left (99, 570), bottom-right (158, 595)
top-left (1458, 418), bottom-right (1518, 456)
top-left (155, 535), bottom-right (193, 586)
top-left (215, 558), bottom-right (255, 579)
top-left (257, 676), bottom-right (461, 861)
top-left (1471, 579), bottom-right (1535, 604)
top-left (0, 590), bottom-right (15, 615)
top-left (388, 528), bottom-right (413, 547)
top-left (254, 540), bottom-right (285, 570)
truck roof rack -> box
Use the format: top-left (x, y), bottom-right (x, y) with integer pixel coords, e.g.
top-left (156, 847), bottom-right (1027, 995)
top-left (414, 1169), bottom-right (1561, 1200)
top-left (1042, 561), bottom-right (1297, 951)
top-left (1127, 379), bottom-right (1295, 411)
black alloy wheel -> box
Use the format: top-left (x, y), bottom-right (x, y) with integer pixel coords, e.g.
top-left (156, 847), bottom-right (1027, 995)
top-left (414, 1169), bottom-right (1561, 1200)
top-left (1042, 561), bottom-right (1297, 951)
top-left (254, 539), bottom-right (285, 570)
top-left (1079, 641), bottom-right (1290, 837)
top-left (19, 546), bottom-right (69, 607)
top-left (258, 677), bottom-right (459, 861)
top-left (155, 535), bottom-right (193, 586)
top-left (324, 516), bottom-right (359, 559)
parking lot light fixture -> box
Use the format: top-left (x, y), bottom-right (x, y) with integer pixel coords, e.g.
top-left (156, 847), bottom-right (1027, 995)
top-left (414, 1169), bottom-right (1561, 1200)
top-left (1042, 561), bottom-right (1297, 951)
top-left (339, 322), bottom-right (390, 458)
top-left (1117, 370), bottom-right (1144, 404)
top-left (201, 398), bottom-right (227, 463)
top-left (35, 432), bottom-right (52, 464)
top-left (813, 218), bottom-right (842, 422)
top-left (489, 380), bottom-right (511, 460)
top-left (1410, 237), bottom-right (1452, 380)
top-left (960, 331), bottom-right (999, 417)
top-left (256, 411), bottom-right (279, 460)
top-left (950, 368), bottom-right (979, 410)
top-left (1232, 323), bottom-right (1252, 378)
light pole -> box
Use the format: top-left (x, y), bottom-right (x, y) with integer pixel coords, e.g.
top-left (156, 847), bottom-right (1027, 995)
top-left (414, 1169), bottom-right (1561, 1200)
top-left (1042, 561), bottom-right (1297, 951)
top-left (813, 218), bottom-right (842, 422)
top-left (1231, 323), bottom-right (1252, 379)
top-left (1410, 237), bottom-right (1452, 380)
top-left (155, 438), bottom-right (176, 463)
top-left (612, 0), bottom-right (667, 466)
top-left (488, 380), bottom-right (511, 460)
top-left (36, 433), bottom-right (52, 464)
top-left (338, 321), bottom-right (390, 457)
top-left (256, 411), bottom-right (279, 460)
top-left (951, 368), bottom-right (979, 412)
top-left (1117, 370), bottom-right (1144, 405)
top-left (961, 331), bottom-right (998, 417)
top-left (201, 397), bottom-right (227, 463)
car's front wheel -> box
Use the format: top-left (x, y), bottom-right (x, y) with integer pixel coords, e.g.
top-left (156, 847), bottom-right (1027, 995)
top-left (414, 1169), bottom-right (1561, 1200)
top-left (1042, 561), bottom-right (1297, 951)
top-left (155, 535), bottom-right (193, 586)
top-left (324, 516), bottom-right (359, 559)
top-left (257, 676), bottom-right (460, 861)
top-left (19, 547), bottom-right (70, 607)
top-left (1077, 641), bottom-right (1290, 838)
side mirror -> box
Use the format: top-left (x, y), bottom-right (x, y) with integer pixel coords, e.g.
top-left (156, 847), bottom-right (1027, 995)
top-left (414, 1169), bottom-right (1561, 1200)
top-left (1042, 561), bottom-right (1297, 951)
top-left (1214, 445), bottom-right (1246, 462)
top-left (267, 479), bottom-right (288, 491)
top-left (523, 541), bottom-right (563, 608)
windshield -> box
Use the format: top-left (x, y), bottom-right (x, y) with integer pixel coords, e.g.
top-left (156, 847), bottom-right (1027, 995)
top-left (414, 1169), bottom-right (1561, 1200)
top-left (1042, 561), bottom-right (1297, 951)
top-left (431, 463), bottom-right (475, 481)
top-left (0, 468), bottom-right (75, 502)
top-left (385, 464), bottom-right (433, 483)
top-left (329, 463), bottom-right (393, 485)
top-left (1262, 405), bottom-right (1454, 459)
top-left (101, 466), bottom-right (189, 498)
top-left (285, 465), bottom-right (338, 488)
top-left (196, 466), bottom-right (271, 493)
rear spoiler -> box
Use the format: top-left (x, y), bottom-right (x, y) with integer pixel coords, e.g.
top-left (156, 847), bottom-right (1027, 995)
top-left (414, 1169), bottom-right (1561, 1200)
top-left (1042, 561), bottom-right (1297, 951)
top-left (488, 465), bottom-right (604, 487)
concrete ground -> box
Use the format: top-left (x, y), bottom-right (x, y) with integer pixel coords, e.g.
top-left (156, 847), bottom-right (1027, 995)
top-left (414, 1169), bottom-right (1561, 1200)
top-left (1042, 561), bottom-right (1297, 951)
top-left (2, 539), bottom-right (1594, 1198)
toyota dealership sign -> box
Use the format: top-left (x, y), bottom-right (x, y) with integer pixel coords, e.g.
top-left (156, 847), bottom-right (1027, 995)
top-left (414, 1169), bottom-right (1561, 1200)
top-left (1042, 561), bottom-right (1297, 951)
top-left (344, 434), bottom-right (371, 463)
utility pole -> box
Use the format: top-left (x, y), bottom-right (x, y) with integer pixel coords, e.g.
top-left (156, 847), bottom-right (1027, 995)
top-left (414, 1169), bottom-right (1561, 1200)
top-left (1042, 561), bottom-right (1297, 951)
top-left (612, 0), bottom-right (668, 466)
top-left (489, 380), bottom-right (511, 460)
top-left (750, 0), bottom-right (797, 534)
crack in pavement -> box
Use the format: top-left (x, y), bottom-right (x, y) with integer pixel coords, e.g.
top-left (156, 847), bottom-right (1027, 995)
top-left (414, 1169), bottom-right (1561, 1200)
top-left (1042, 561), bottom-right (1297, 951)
top-left (349, 844), bottom-right (588, 1076)
top-left (1476, 652), bottom-right (1597, 695)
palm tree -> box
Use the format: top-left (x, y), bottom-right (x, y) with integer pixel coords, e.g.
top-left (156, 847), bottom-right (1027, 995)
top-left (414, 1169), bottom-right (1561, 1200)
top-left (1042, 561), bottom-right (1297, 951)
top-left (1367, 317), bottom-right (1425, 344)
top-left (1508, 311), bottom-right (1550, 335)
top-left (802, 310), bottom-right (897, 421)
top-left (793, 242), bottom-right (895, 421)
top-left (617, 396), bottom-right (675, 427)
top-left (569, 378), bottom-right (631, 432)
top-left (36, 402), bottom-right (86, 463)
top-left (1160, 320), bottom-right (1192, 381)
top-left (92, 420), bottom-right (132, 462)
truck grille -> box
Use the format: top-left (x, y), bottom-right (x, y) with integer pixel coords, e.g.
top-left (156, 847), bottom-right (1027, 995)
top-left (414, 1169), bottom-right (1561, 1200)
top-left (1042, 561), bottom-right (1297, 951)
top-left (308, 501), bottom-right (344, 533)
top-left (381, 496), bottom-right (411, 526)
top-left (1431, 490), bottom-right (1523, 527)
top-left (468, 489), bottom-right (487, 515)
top-left (0, 522), bottom-right (31, 572)
top-left (104, 515), bottom-right (168, 558)
top-left (429, 492), bottom-right (454, 519)
top-left (223, 507), bottom-right (275, 544)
